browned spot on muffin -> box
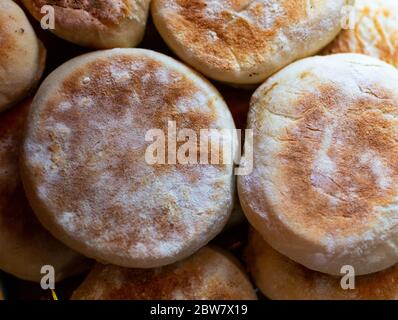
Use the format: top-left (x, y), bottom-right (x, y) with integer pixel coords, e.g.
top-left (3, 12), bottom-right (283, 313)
top-left (277, 84), bottom-right (398, 236)
top-left (72, 247), bottom-right (256, 300)
top-left (30, 0), bottom-right (133, 26)
top-left (166, 0), bottom-right (308, 70)
top-left (0, 14), bottom-right (18, 60)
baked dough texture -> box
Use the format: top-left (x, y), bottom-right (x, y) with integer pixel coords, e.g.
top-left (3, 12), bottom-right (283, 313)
top-left (245, 229), bottom-right (398, 300)
top-left (21, 48), bottom-right (237, 269)
top-left (0, 99), bottom-right (89, 282)
top-left (72, 246), bottom-right (257, 300)
top-left (22, 0), bottom-right (151, 48)
top-left (151, 0), bottom-right (348, 85)
top-left (324, 0), bottom-right (398, 68)
top-left (0, 0), bottom-right (45, 112)
top-left (238, 53), bottom-right (398, 276)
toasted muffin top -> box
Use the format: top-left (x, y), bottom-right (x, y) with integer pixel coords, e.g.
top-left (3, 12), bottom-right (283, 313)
top-left (28, 0), bottom-right (135, 26)
top-left (23, 0), bottom-right (151, 48)
top-left (72, 246), bottom-right (257, 300)
top-left (0, 0), bottom-right (43, 111)
top-left (324, 0), bottom-right (398, 67)
top-left (152, 0), bottom-right (347, 84)
top-left (21, 49), bottom-right (236, 268)
top-left (239, 53), bottom-right (398, 275)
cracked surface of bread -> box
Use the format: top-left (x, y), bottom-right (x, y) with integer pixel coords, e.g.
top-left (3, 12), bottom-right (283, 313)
top-left (0, 0), bottom-right (45, 112)
top-left (324, 0), bottom-right (398, 68)
top-left (21, 49), bottom-right (237, 269)
top-left (72, 246), bottom-right (257, 300)
top-left (151, 0), bottom-right (348, 85)
top-left (238, 53), bottom-right (398, 276)
top-left (22, 0), bottom-right (151, 48)
top-left (245, 229), bottom-right (398, 300)
top-left (0, 99), bottom-right (89, 282)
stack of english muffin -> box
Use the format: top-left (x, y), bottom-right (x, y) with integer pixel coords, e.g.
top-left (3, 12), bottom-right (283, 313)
top-left (1, 0), bottom-right (397, 300)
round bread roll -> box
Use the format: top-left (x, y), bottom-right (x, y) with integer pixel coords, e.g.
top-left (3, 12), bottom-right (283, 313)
top-left (324, 0), bottom-right (398, 68)
top-left (245, 229), bottom-right (398, 300)
top-left (151, 0), bottom-right (348, 86)
top-left (72, 246), bottom-right (257, 300)
top-left (0, 99), bottom-right (89, 282)
top-left (22, 0), bottom-right (151, 49)
top-left (0, 0), bottom-right (46, 112)
top-left (21, 48), bottom-right (237, 269)
top-left (238, 53), bottom-right (398, 276)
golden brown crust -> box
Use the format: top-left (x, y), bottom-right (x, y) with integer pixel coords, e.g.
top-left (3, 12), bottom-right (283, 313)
top-left (22, 0), bottom-right (151, 48)
top-left (151, 0), bottom-right (347, 84)
top-left (0, 99), bottom-right (89, 282)
top-left (277, 83), bottom-right (398, 234)
top-left (21, 49), bottom-right (236, 268)
top-left (28, 0), bottom-right (132, 26)
top-left (238, 53), bottom-right (398, 276)
top-left (0, 0), bottom-right (45, 112)
top-left (72, 246), bottom-right (257, 300)
top-left (323, 0), bottom-right (398, 68)
top-left (245, 229), bottom-right (398, 300)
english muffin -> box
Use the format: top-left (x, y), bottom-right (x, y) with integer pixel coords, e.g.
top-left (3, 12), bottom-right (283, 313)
top-left (151, 0), bottom-right (349, 86)
top-left (324, 0), bottom-right (398, 68)
top-left (245, 229), bottom-right (398, 300)
top-left (238, 53), bottom-right (398, 276)
top-left (0, 0), bottom-right (45, 112)
top-left (21, 48), bottom-right (237, 269)
top-left (72, 246), bottom-right (257, 300)
top-left (0, 99), bottom-right (89, 283)
top-left (22, 0), bottom-right (151, 49)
